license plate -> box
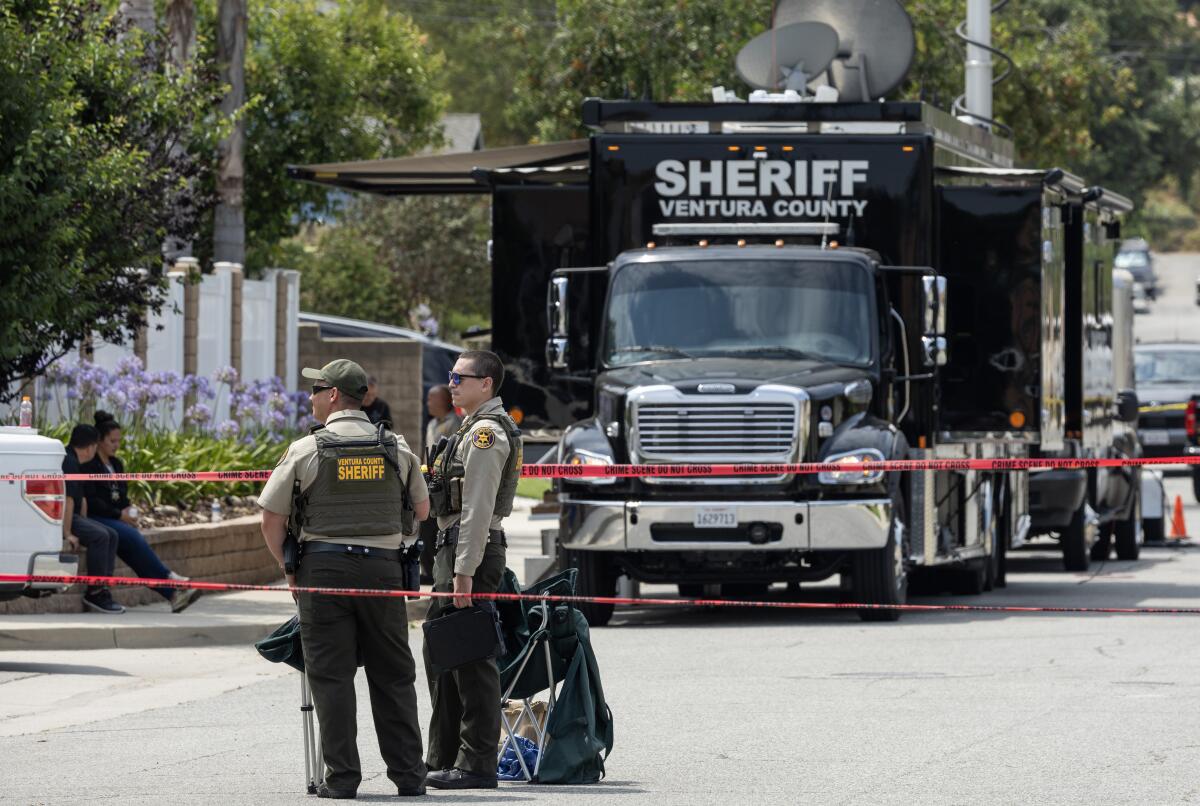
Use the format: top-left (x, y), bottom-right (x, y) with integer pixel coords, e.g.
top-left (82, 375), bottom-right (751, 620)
top-left (694, 506), bottom-right (737, 529)
top-left (1141, 430), bottom-right (1171, 446)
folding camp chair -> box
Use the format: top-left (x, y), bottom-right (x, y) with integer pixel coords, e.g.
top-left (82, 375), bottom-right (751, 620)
top-left (495, 568), bottom-right (579, 782)
top-left (300, 673), bottom-right (324, 793)
top-left (253, 610), bottom-right (324, 793)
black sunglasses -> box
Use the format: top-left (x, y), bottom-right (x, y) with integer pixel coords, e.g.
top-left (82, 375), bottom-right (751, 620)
top-left (448, 371), bottom-right (486, 386)
top-left (311, 384), bottom-right (334, 395)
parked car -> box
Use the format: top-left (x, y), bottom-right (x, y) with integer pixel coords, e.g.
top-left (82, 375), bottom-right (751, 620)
top-left (1115, 238), bottom-right (1159, 299)
top-left (0, 427), bottom-right (77, 603)
top-left (1134, 342), bottom-right (1200, 502)
top-left (1132, 281), bottom-right (1152, 314)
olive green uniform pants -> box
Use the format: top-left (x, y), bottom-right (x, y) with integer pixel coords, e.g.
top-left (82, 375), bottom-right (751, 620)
top-left (298, 552), bottom-right (425, 793)
top-left (423, 540), bottom-right (506, 775)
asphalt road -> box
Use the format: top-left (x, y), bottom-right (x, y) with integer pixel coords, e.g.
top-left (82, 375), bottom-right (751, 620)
top-left (1131, 251), bottom-right (1199, 344)
top-left (3, 255), bottom-right (1200, 805)
top-left (2, 473), bottom-right (1199, 806)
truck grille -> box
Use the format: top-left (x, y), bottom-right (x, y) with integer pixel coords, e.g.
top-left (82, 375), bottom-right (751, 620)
top-left (633, 402), bottom-right (798, 459)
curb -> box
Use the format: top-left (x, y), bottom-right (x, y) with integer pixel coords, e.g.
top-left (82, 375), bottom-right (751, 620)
top-left (0, 596), bottom-right (434, 652)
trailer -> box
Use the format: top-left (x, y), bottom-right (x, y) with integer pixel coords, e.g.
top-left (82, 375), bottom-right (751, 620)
top-left (289, 8), bottom-right (1139, 624)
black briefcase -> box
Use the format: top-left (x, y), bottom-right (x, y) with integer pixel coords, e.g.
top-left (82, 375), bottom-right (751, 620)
top-left (422, 604), bottom-right (504, 672)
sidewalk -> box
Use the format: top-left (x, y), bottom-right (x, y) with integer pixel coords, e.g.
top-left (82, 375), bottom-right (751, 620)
top-left (0, 498), bottom-right (556, 651)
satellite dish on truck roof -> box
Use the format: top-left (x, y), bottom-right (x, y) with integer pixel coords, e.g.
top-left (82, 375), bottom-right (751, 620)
top-left (735, 21), bottom-right (840, 92)
top-left (770, 0), bottom-right (915, 101)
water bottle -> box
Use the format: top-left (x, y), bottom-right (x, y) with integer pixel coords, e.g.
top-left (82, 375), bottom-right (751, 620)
top-left (210, 498), bottom-right (223, 523)
top-left (18, 396), bottom-right (32, 428)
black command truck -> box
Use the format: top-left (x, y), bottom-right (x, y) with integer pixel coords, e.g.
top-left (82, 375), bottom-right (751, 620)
top-left (290, 99), bottom-right (1138, 624)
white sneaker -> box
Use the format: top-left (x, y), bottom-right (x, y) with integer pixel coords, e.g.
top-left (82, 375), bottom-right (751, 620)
top-left (170, 586), bottom-right (202, 614)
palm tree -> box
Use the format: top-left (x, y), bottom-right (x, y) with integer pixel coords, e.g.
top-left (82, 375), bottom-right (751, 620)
top-left (214, 0), bottom-right (247, 265)
top-left (164, 0), bottom-right (197, 264)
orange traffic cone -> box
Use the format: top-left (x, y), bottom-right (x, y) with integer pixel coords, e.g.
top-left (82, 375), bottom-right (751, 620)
top-left (1169, 495), bottom-right (1188, 540)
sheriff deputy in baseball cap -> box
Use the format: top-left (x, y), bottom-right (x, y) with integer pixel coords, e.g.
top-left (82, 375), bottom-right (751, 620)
top-left (258, 359), bottom-right (430, 798)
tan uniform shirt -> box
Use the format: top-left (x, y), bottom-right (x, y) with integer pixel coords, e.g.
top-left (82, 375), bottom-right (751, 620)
top-left (436, 397), bottom-right (510, 577)
top-left (424, 411), bottom-right (462, 456)
top-left (258, 409), bottom-right (429, 550)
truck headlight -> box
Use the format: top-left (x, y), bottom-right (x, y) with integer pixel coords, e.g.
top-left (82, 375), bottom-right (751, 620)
top-left (565, 447), bottom-right (614, 468)
top-left (818, 448), bottom-right (885, 485)
top-left (559, 425), bottom-right (618, 485)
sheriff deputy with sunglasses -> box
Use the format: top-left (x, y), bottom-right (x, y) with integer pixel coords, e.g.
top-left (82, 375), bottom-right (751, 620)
top-left (422, 349), bottom-right (523, 790)
top-left (258, 359), bottom-right (430, 799)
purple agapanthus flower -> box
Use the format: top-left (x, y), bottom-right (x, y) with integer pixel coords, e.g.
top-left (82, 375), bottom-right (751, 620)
top-left (214, 365), bottom-right (239, 385)
top-left (185, 403), bottom-right (213, 426)
top-left (115, 356), bottom-right (144, 376)
top-left (217, 420), bottom-right (240, 440)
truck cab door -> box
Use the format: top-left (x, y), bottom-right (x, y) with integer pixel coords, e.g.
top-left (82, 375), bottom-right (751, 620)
top-left (546, 265), bottom-right (609, 376)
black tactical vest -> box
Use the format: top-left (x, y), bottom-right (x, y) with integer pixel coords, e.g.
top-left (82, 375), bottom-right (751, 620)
top-left (298, 423), bottom-right (414, 537)
top-left (427, 411), bottom-right (522, 519)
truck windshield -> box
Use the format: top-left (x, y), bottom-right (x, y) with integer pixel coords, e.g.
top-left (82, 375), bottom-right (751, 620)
top-left (604, 259), bottom-right (875, 367)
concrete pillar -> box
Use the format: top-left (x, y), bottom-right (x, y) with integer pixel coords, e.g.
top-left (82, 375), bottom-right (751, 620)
top-left (273, 269), bottom-right (300, 387)
top-left (168, 257), bottom-right (201, 404)
top-left (213, 262), bottom-right (243, 376)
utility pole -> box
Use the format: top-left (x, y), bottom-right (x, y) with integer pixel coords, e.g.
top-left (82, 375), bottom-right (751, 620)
top-left (963, 0), bottom-right (993, 129)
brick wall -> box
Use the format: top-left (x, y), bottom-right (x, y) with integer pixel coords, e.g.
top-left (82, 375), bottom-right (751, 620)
top-left (0, 515), bottom-right (279, 615)
top-left (297, 323), bottom-right (424, 446)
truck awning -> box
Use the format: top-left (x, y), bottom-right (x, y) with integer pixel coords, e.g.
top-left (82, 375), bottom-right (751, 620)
top-left (937, 166), bottom-right (1134, 214)
top-left (287, 140), bottom-right (589, 195)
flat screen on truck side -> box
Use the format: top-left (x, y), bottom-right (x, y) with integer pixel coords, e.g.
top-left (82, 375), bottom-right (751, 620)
top-left (592, 135), bottom-right (934, 266)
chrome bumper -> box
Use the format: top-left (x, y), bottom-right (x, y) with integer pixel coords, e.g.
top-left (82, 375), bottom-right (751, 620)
top-left (28, 552), bottom-right (78, 592)
top-left (560, 497), bottom-right (892, 552)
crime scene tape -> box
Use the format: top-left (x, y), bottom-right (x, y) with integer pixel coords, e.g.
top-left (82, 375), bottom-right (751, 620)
top-left (3, 573), bottom-right (1200, 615)
top-left (4, 454), bottom-right (1200, 483)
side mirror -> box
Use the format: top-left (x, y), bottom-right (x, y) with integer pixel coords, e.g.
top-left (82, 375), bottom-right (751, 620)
top-left (922, 336), bottom-right (948, 367)
top-left (545, 275), bottom-right (570, 370)
top-left (922, 275), bottom-right (947, 335)
top-left (1116, 389), bottom-right (1139, 423)
top-left (921, 275), bottom-right (948, 367)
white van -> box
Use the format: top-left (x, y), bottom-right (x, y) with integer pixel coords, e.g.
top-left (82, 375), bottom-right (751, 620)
top-left (0, 427), bottom-right (77, 602)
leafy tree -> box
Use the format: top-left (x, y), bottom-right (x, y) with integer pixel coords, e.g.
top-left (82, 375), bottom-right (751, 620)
top-left (294, 195), bottom-right (490, 331)
top-left (195, 0), bottom-right (449, 274)
top-left (0, 0), bottom-right (219, 400)
top-left (390, 0), bottom-right (556, 146)
top-left (507, 0), bottom-right (768, 142)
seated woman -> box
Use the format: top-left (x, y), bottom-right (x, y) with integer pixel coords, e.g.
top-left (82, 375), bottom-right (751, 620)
top-left (62, 424), bottom-right (123, 614)
top-left (83, 411), bottom-right (201, 614)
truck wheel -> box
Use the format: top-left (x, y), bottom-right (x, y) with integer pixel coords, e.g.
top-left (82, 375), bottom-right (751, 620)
top-left (996, 482), bottom-right (1011, 588)
top-left (1061, 506), bottom-right (1090, 572)
top-left (1193, 467), bottom-right (1200, 504)
top-left (852, 517), bottom-right (908, 622)
top-left (566, 550), bottom-right (615, 627)
top-left (950, 560), bottom-right (987, 595)
top-left (1144, 516), bottom-right (1165, 544)
top-left (1114, 488), bottom-right (1142, 561)
top-left (982, 478), bottom-right (1000, 592)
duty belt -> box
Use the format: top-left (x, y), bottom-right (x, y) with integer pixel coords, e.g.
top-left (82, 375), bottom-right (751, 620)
top-left (300, 541), bottom-right (404, 562)
top-left (434, 525), bottom-right (506, 551)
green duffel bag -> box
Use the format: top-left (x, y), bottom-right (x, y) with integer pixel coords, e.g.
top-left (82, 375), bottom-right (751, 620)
top-left (537, 609), bottom-right (613, 784)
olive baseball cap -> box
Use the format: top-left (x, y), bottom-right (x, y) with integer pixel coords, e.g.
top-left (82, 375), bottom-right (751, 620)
top-left (301, 359), bottom-right (369, 400)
